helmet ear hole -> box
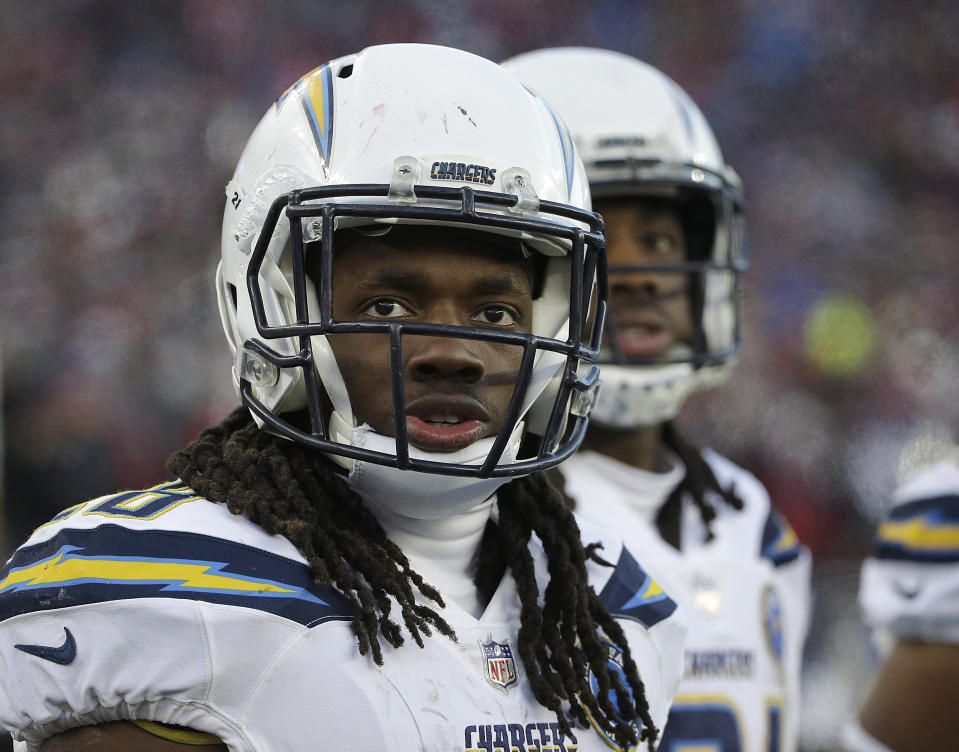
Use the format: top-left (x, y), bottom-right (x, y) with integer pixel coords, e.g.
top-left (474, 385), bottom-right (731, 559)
top-left (215, 261), bottom-right (241, 356)
top-left (678, 191), bottom-right (716, 262)
top-left (527, 253), bottom-right (549, 299)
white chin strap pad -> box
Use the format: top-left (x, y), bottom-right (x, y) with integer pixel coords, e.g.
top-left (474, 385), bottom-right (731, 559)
top-left (590, 357), bottom-right (736, 429)
top-left (328, 411), bottom-right (524, 520)
top-left (590, 363), bottom-right (695, 428)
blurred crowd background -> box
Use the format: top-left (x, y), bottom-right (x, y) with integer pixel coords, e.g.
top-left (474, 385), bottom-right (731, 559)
top-left (2, 1), bottom-right (958, 749)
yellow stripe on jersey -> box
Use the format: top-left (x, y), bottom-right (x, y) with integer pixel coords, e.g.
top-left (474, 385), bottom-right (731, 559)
top-left (0, 549), bottom-right (303, 596)
top-left (133, 720), bottom-right (223, 746)
top-left (642, 577), bottom-right (664, 599)
top-left (765, 696), bottom-right (784, 752)
top-left (673, 692), bottom-right (746, 709)
top-left (32, 503), bottom-right (85, 534)
top-left (670, 693), bottom-right (748, 750)
top-left (878, 517), bottom-right (959, 551)
top-left (770, 524), bottom-right (799, 555)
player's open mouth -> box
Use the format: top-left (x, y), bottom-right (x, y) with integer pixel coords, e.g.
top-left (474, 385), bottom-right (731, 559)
top-left (405, 397), bottom-right (491, 452)
top-left (613, 323), bottom-right (672, 358)
top-left (406, 416), bottom-right (486, 452)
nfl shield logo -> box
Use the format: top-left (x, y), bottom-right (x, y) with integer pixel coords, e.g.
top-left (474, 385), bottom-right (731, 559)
top-left (480, 636), bottom-right (518, 691)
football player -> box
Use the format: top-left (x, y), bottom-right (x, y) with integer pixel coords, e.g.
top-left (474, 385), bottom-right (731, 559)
top-left (842, 450), bottom-right (959, 752)
top-left (504, 48), bottom-right (812, 752)
top-left (0, 45), bottom-right (686, 752)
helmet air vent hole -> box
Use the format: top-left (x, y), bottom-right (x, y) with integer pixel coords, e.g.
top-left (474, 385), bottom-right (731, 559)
top-left (338, 64), bottom-right (353, 79)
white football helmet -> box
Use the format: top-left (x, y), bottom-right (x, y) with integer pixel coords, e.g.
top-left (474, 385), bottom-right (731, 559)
top-left (503, 47), bottom-right (746, 428)
top-left (217, 44), bottom-right (606, 512)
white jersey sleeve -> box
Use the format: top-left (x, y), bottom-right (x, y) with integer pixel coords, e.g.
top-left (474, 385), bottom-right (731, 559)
top-left (0, 481), bottom-right (687, 752)
top-left (0, 481), bottom-right (350, 750)
top-left (859, 456), bottom-right (959, 645)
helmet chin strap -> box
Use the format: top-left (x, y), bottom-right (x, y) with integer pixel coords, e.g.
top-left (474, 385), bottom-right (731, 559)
top-left (327, 411), bottom-right (525, 520)
top-left (591, 362), bottom-right (695, 429)
top-left (590, 352), bottom-right (736, 430)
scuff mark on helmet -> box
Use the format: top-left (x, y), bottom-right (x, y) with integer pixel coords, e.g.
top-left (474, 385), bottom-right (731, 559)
top-left (457, 105), bottom-right (477, 127)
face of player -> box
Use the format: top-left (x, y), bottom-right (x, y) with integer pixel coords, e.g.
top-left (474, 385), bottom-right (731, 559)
top-left (325, 227), bottom-right (533, 453)
top-left (593, 197), bottom-right (694, 359)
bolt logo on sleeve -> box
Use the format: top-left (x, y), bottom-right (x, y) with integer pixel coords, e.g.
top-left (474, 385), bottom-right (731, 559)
top-left (760, 510), bottom-right (802, 567)
top-left (874, 495), bottom-right (959, 562)
top-left (0, 525), bottom-right (353, 627)
top-left (598, 546), bottom-right (677, 628)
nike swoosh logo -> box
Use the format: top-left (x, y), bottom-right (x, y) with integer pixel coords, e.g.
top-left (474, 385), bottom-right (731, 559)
top-left (892, 582), bottom-right (921, 599)
top-left (15, 627), bottom-right (77, 665)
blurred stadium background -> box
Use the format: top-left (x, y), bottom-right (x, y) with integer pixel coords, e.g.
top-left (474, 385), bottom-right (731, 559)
top-left (2, 1), bottom-right (958, 749)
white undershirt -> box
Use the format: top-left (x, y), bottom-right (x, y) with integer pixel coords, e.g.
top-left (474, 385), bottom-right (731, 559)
top-left (569, 449), bottom-right (685, 522)
top-left (362, 492), bottom-right (494, 619)
top-left (562, 448), bottom-right (719, 550)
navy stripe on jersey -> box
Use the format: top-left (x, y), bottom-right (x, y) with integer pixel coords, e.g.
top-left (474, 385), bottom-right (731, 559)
top-left (874, 494), bottom-right (959, 563)
top-left (0, 524), bottom-right (353, 627)
top-left (760, 509), bottom-right (801, 567)
top-left (598, 546), bottom-right (677, 629)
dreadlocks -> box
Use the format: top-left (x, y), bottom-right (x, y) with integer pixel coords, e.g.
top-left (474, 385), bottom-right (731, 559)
top-left (168, 407), bottom-right (659, 751)
top-left (654, 420), bottom-right (744, 549)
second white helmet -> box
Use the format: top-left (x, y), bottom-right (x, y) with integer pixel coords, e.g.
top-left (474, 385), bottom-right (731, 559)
top-left (504, 47), bottom-right (746, 428)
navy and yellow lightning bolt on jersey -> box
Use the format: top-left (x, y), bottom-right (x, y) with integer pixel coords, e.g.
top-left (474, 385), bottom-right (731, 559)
top-left (560, 449), bottom-right (812, 752)
top-left (0, 481), bottom-right (686, 751)
top-left (859, 454), bottom-right (959, 647)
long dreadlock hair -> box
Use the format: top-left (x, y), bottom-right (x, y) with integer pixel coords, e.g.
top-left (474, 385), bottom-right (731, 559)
top-left (549, 421), bottom-right (744, 553)
top-left (168, 407), bottom-right (659, 750)
top-left (654, 420), bottom-right (744, 549)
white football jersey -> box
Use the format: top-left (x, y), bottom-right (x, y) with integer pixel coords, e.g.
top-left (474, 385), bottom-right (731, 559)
top-left (0, 480), bottom-right (686, 752)
top-left (560, 449), bottom-right (812, 752)
top-left (859, 454), bottom-right (959, 647)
